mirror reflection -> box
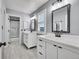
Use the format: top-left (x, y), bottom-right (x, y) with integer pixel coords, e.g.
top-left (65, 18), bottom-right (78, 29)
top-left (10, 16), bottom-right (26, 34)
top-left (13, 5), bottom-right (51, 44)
top-left (52, 4), bottom-right (71, 33)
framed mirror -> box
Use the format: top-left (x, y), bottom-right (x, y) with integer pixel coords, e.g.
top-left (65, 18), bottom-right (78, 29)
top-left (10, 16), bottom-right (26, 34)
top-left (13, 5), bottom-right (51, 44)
top-left (52, 4), bottom-right (71, 33)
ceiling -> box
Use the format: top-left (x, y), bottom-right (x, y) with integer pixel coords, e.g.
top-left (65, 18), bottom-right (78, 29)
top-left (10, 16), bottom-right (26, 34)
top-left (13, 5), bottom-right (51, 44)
top-left (5, 0), bottom-right (48, 14)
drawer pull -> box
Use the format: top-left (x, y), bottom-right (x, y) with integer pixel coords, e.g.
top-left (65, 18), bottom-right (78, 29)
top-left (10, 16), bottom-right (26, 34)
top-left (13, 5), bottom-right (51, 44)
top-left (53, 45), bottom-right (57, 47)
top-left (58, 46), bottom-right (62, 49)
top-left (39, 39), bottom-right (42, 41)
top-left (39, 52), bottom-right (43, 55)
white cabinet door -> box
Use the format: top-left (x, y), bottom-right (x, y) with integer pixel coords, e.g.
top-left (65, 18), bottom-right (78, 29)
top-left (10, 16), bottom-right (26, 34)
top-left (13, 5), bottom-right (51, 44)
top-left (46, 42), bottom-right (57, 59)
top-left (58, 48), bottom-right (79, 59)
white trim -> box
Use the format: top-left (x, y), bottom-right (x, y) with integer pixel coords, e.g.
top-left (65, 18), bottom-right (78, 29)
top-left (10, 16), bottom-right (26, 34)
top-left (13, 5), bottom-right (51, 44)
top-left (5, 13), bottom-right (22, 44)
top-left (7, 13), bottom-right (21, 18)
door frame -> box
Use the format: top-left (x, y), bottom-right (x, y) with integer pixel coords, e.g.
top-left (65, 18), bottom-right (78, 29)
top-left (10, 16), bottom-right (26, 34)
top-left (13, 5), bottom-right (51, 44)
top-left (9, 16), bottom-right (20, 38)
top-left (5, 13), bottom-right (22, 44)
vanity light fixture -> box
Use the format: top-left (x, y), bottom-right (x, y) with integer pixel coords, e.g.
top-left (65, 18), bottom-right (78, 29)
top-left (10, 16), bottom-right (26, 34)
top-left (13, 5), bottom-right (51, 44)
top-left (52, 0), bottom-right (63, 5)
top-left (57, 0), bottom-right (62, 2)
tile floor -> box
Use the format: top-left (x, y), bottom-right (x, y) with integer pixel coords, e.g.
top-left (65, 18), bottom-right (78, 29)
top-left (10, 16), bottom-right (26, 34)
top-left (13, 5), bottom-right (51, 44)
top-left (3, 39), bottom-right (37, 59)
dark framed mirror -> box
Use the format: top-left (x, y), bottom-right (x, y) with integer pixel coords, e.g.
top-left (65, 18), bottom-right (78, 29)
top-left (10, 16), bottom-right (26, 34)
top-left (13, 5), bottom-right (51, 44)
top-left (52, 4), bottom-right (71, 33)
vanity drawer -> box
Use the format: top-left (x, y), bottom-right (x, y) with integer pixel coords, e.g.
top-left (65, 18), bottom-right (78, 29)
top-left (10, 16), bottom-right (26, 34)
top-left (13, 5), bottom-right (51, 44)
top-left (37, 38), bottom-right (46, 59)
top-left (37, 39), bottom-right (45, 59)
top-left (37, 51), bottom-right (45, 59)
top-left (37, 44), bottom-right (45, 54)
top-left (38, 38), bottom-right (45, 47)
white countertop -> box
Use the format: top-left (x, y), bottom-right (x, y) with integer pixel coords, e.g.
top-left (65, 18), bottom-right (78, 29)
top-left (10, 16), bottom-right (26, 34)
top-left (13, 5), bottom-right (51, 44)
top-left (38, 34), bottom-right (79, 49)
top-left (23, 31), bottom-right (31, 33)
top-left (23, 31), bottom-right (37, 34)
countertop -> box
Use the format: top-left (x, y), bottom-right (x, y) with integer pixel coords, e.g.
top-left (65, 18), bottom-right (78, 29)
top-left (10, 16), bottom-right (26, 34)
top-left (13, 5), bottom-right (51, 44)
top-left (38, 34), bottom-right (79, 49)
top-left (23, 31), bottom-right (37, 34)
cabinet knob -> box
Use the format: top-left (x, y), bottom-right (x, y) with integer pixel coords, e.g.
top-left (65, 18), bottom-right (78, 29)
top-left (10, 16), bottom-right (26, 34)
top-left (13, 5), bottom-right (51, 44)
top-left (53, 45), bottom-right (57, 47)
top-left (39, 39), bottom-right (42, 41)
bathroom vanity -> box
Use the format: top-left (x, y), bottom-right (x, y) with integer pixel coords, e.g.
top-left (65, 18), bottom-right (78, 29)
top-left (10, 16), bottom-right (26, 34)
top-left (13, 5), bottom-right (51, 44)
top-left (37, 34), bottom-right (79, 59)
top-left (23, 31), bottom-right (37, 48)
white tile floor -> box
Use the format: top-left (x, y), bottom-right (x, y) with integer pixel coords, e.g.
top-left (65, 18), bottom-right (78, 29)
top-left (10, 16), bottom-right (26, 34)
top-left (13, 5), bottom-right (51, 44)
top-left (4, 39), bottom-right (37, 59)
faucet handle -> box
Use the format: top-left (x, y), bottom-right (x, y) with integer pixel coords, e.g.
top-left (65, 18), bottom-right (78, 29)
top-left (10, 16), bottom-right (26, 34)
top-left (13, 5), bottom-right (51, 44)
top-left (55, 32), bottom-right (61, 37)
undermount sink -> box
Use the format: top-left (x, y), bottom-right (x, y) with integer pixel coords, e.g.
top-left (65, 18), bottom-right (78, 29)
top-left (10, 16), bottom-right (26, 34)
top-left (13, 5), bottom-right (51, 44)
top-left (44, 33), bottom-right (56, 39)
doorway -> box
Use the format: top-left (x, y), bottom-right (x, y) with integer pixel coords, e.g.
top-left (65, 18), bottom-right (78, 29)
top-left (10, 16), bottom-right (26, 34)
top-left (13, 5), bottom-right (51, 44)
top-left (3, 15), bottom-right (37, 59)
top-left (9, 16), bottom-right (20, 42)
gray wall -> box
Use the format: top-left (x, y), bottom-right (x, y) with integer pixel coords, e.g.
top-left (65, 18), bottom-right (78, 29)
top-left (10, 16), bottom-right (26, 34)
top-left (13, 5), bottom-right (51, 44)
top-left (30, 0), bottom-right (79, 35)
top-left (70, 0), bottom-right (79, 35)
top-left (30, 0), bottom-right (56, 33)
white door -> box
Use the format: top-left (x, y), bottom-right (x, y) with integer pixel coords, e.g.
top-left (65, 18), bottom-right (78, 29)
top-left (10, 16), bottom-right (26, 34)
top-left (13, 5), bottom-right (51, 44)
top-left (0, 1), bottom-right (5, 59)
top-left (46, 42), bottom-right (57, 59)
top-left (5, 14), bottom-right (10, 43)
top-left (58, 47), bottom-right (79, 59)
top-left (0, 0), bottom-right (5, 58)
top-left (0, 10), bottom-right (3, 59)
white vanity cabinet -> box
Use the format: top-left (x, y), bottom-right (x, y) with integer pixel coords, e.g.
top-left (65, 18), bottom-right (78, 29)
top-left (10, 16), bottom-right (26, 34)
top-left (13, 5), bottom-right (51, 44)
top-left (37, 38), bottom-right (46, 59)
top-left (37, 36), bottom-right (79, 59)
top-left (46, 42), bottom-right (57, 59)
top-left (46, 42), bottom-right (79, 59)
top-left (23, 32), bottom-right (37, 48)
top-left (58, 46), bottom-right (79, 59)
